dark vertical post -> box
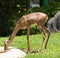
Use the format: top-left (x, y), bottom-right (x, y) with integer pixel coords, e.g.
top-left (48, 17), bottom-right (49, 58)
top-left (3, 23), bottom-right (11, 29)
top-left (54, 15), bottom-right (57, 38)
top-left (39, 0), bottom-right (49, 7)
top-left (44, 0), bottom-right (49, 7)
top-left (29, 0), bottom-right (32, 13)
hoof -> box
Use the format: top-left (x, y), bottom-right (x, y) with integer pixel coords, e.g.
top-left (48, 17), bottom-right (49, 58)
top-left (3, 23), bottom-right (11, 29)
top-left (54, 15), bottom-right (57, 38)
top-left (26, 51), bottom-right (31, 54)
top-left (31, 49), bottom-right (42, 53)
top-left (45, 46), bottom-right (47, 49)
top-left (31, 50), bottom-right (38, 53)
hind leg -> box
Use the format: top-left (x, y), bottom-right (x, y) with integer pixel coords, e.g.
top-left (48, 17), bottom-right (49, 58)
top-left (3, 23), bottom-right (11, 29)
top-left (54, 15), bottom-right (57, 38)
top-left (31, 25), bottom-right (46, 53)
top-left (37, 26), bottom-right (46, 52)
top-left (44, 27), bottom-right (50, 49)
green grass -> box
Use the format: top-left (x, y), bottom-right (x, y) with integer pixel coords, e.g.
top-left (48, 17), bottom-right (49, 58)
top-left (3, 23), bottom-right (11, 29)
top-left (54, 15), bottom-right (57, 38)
top-left (0, 33), bottom-right (60, 58)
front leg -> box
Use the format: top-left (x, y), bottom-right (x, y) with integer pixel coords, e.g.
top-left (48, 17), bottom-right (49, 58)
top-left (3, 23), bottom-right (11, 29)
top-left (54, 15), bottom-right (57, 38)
top-left (27, 27), bottom-right (30, 53)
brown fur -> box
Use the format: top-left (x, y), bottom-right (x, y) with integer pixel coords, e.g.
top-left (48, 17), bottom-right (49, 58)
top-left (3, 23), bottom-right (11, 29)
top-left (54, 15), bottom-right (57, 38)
top-left (4, 12), bottom-right (50, 53)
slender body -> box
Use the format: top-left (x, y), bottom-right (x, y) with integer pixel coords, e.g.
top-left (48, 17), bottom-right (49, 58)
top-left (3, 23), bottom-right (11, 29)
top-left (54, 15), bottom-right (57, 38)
top-left (4, 12), bottom-right (50, 53)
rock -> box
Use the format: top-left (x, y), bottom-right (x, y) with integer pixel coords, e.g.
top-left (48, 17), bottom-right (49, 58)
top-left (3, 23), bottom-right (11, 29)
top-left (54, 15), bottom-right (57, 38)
top-left (47, 11), bottom-right (60, 32)
top-left (0, 47), bottom-right (26, 58)
top-left (54, 11), bottom-right (60, 30)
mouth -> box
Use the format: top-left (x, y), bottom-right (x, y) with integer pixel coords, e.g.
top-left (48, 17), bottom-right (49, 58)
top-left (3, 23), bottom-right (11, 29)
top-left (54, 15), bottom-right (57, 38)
top-left (4, 42), bottom-right (8, 51)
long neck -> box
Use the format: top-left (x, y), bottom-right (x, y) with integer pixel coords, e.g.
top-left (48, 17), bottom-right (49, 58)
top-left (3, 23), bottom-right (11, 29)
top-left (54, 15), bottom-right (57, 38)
top-left (9, 23), bottom-right (20, 40)
top-left (4, 23), bottom-right (20, 51)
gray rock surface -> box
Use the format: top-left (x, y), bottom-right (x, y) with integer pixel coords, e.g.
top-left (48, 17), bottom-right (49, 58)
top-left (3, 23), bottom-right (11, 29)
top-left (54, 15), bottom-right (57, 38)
top-left (47, 11), bottom-right (60, 32)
